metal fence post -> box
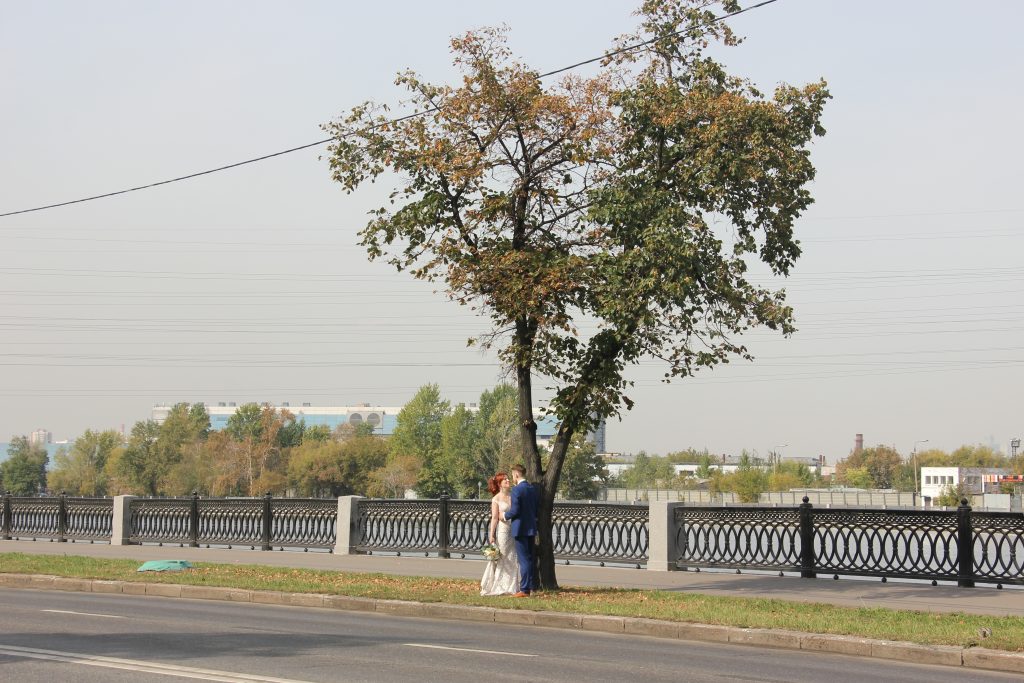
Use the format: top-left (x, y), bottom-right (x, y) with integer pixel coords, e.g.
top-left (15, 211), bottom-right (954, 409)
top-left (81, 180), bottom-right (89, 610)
top-left (438, 494), bottom-right (450, 559)
top-left (261, 492), bottom-right (273, 551)
top-left (2, 491), bottom-right (10, 540)
top-left (189, 491), bottom-right (200, 547)
top-left (799, 496), bottom-right (816, 578)
top-left (57, 491), bottom-right (68, 542)
top-left (957, 497), bottom-right (975, 588)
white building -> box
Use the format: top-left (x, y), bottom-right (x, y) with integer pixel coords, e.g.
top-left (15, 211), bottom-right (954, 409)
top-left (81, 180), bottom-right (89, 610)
top-left (29, 429), bottom-right (52, 446)
top-left (920, 466), bottom-right (1007, 505)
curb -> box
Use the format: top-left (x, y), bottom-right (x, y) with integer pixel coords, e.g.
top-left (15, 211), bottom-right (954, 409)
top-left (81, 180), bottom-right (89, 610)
top-left (1, 573), bottom-right (1021, 675)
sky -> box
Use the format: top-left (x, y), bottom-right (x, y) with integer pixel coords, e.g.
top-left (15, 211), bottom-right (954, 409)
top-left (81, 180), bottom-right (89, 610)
top-left (2, 1), bottom-right (1023, 464)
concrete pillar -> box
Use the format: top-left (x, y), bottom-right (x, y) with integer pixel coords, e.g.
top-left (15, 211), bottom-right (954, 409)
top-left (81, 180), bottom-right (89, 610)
top-left (334, 495), bottom-right (363, 555)
top-left (111, 495), bottom-right (136, 545)
top-left (647, 501), bottom-right (684, 571)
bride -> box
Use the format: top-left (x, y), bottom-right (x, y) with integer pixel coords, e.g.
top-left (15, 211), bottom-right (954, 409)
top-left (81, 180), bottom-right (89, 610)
top-left (480, 472), bottom-right (521, 596)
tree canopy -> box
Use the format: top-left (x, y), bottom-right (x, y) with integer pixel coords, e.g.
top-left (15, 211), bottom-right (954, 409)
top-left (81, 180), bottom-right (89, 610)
top-left (325, 0), bottom-right (828, 587)
top-left (1, 436), bottom-right (49, 495)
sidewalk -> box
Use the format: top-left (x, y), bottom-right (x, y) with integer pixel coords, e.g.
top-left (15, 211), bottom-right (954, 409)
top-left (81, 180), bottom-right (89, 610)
top-left (1, 539), bottom-right (1020, 617)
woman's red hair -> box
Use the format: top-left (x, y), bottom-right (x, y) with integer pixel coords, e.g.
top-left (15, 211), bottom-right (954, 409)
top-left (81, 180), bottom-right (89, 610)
top-left (487, 473), bottom-right (507, 496)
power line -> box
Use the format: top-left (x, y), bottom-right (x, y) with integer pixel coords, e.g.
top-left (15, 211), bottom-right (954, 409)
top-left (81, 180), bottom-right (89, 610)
top-left (0, 1), bottom-right (778, 219)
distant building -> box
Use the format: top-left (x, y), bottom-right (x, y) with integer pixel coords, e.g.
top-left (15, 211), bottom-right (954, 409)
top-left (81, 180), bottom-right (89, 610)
top-left (920, 466), bottom-right (1007, 506)
top-left (29, 429), bottom-right (52, 447)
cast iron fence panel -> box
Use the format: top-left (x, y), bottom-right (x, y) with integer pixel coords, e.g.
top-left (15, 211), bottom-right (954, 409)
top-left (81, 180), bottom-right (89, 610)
top-left (65, 497), bottom-right (113, 541)
top-left (447, 500), bottom-right (491, 555)
top-left (6, 497), bottom-right (61, 540)
top-left (270, 498), bottom-right (337, 549)
top-left (353, 499), bottom-right (649, 563)
top-left (812, 509), bottom-right (959, 581)
top-left (551, 502), bottom-right (649, 563)
top-left (971, 512), bottom-right (1024, 585)
top-left (130, 498), bottom-right (192, 544)
top-left (674, 506), bottom-right (801, 571)
top-left (356, 499), bottom-right (440, 554)
top-left (198, 499), bottom-right (264, 547)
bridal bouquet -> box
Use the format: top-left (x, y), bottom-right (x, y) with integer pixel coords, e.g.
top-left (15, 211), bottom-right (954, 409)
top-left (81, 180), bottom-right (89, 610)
top-left (481, 543), bottom-right (501, 561)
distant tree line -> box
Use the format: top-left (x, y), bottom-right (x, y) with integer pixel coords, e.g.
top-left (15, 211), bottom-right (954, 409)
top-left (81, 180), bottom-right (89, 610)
top-left (2, 384), bottom-right (606, 500)
top-left (609, 450), bottom-right (821, 503)
top-left (605, 443), bottom-right (1020, 504)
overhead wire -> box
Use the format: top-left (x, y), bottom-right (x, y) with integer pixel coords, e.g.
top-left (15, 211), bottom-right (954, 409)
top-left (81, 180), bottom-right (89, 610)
top-left (0, 1), bottom-right (778, 219)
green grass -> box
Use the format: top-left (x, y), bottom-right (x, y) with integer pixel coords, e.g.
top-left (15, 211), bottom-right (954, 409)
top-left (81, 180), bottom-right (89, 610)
top-left (1, 552), bottom-right (1021, 651)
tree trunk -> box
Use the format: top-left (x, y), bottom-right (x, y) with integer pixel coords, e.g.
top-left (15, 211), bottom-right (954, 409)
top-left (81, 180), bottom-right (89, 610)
top-left (537, 429), bottom-right (572, 590)
top-left (516, 361), bottom-right (541, 478)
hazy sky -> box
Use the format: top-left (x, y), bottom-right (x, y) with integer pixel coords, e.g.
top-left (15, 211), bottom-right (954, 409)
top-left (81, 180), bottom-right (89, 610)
top-left (2, 1), bottom-right (1022, 463)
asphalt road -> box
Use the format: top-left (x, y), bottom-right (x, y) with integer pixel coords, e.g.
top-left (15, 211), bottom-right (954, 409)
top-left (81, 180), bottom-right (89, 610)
top-left (0, 587), bottom-right (1017, 683)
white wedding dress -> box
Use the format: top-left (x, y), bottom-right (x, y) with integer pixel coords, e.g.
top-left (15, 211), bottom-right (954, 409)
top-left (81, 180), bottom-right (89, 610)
top-left (480, 499), bottom-right (521, 596)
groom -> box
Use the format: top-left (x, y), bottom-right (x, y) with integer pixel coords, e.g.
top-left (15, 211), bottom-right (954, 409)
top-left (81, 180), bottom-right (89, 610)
top-left (504, 464), bottom-right (539, 596)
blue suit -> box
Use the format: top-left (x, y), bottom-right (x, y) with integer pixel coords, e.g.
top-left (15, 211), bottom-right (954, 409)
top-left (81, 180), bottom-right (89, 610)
top-left (504, 479), bottom-right (539, 593)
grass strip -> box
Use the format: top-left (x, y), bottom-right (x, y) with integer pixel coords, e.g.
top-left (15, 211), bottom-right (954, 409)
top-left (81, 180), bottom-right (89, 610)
top-left (1, 552), bottom-right (1021, 651)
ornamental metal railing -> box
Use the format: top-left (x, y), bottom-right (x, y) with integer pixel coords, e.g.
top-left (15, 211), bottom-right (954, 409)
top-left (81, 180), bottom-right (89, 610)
top-left (129, 494), bottom-right (337, 550)
top-left (672, 497), bottom-right (1024, 587)
top-left (353, 497), bottom-right (648, 565)
top-left (0, 493), bottom-right (113, 542)
top-left (3, 492), bottom-right (1022, 585)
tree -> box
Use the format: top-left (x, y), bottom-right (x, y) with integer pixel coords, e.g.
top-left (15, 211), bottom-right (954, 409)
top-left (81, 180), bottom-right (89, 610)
top-left (694, 455), bottom-right (714, 479)
top-left (304, 424), bottom-right (333, 444)
top-left (288, 435), bottom-right (388, 497)
top-left (841, 466), bottom-right (874, 490)
top-left (728, 468), bottom-right (768, 503)
top-left (390, 385), bottom-right (451, 497)
top-left (935, 483), bottom-right (967, 508)
top-left (768, 461), bottom-right (813, 491)
top-left (225, 403), bottom-right (266, 442)
top-left (475, 386), bottom-right (521, 480)
top-left (549, 435), bottom-right (607, 500)
top-left (667, 448), bottom-right (709, 464)
top-left (213, 405), bottom-right (293, 496)
top-left (112, 404), bottom-right (212, 495)
top-left (436, 404), bottom-right (482, 497)
top-left (48, 429), bottom-right (123, 496)
top-left (115, 420), bottom-right (163, 495)
top-left (325, 0), bottom-right (828, 588)
top-left (367, 455), bottom-right (422, 498)
top-left (837, 445), bottom-right (903, 489)
top-left (616, 452), bottom-right (676, 489)
top-left (1, 436), bottom-right (49, 495)
top-left (162, 439), bottom-right (214, 496)
top-left (948, 444), bottom-right (1007, 468)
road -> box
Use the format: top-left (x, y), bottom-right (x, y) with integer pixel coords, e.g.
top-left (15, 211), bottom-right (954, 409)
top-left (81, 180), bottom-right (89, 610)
top-left (0, 587), bottom-right (1016, 683)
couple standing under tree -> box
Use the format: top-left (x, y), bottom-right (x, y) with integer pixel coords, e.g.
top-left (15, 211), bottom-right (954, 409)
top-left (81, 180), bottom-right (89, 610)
top-left (480, 464), bottom-right (539, 597)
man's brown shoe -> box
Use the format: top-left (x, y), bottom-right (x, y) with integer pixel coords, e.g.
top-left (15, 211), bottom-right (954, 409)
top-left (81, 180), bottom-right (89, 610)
top-left (513, 591), bottom-right (529, 598)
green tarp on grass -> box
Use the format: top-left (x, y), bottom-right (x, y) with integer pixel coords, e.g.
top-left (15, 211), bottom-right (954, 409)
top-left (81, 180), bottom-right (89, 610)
top-left (137, 560), bottom-right (193, 572)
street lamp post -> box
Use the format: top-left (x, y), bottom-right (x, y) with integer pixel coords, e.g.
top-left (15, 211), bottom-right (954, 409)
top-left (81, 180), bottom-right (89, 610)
top-left (912, 439), bottom-right (929, 499)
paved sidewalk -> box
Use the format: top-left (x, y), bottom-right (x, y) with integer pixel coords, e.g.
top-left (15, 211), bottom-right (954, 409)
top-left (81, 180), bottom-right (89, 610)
top-left (1, 539), bottom-right (1020, 617)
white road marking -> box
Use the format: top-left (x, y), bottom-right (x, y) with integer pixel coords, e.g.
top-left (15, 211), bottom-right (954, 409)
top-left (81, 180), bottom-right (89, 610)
top-left (0, 644), bottom-right (319, 683)
top-left (405, 643), bottom-right (538, 657)
top-left (42, 609), bottom-right (125, 619)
